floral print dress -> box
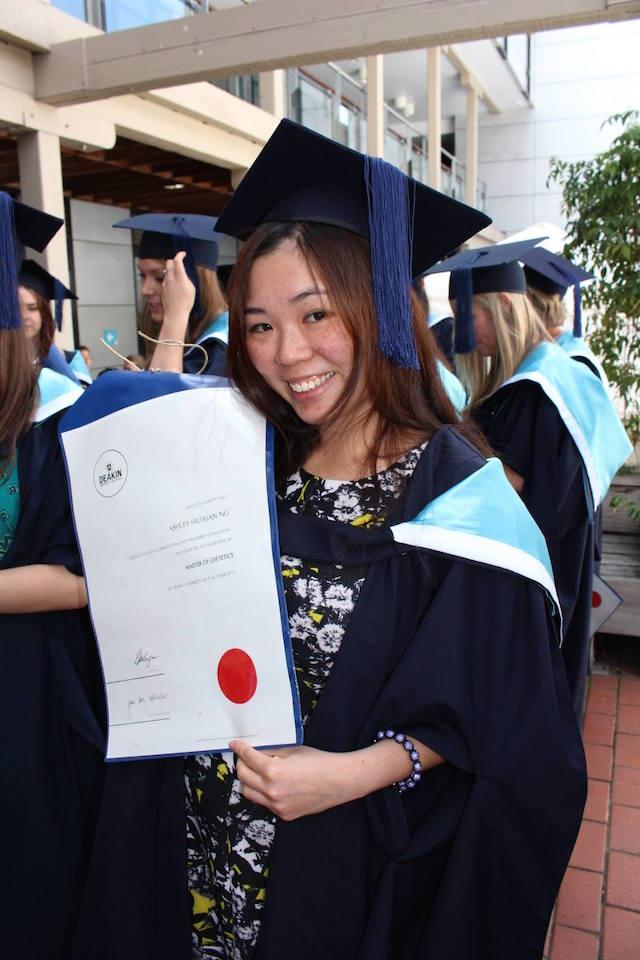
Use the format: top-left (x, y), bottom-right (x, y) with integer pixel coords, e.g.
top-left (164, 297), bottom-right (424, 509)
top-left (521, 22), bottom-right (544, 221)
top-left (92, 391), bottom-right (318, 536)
top-left (185, 445), bottom-right (425, 960)
top-left (0, 458), bottom-right (20, 560)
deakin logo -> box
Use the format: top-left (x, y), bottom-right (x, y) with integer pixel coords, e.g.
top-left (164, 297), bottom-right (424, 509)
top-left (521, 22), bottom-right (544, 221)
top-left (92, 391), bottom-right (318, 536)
top-left (94, 450), bottom-right (128, 498)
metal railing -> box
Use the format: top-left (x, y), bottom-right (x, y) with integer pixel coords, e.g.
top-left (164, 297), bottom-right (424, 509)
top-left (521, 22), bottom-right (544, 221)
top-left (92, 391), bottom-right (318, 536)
top-left (286, 64), bottom-right (488, 211)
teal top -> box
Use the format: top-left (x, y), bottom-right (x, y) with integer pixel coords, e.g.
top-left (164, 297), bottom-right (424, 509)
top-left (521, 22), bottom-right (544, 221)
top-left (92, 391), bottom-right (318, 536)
top-left (0, 457), bottom-right (20, 560)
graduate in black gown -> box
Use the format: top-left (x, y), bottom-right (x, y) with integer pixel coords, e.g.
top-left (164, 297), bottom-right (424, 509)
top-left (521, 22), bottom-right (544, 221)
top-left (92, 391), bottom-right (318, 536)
top-left (428, 241), bottom-right (631, 717)
top-left (114, 213), bottom-right (229, 376)
top-left (0, 194), bottom-right (105, 959)
top-left (70, 121), bottom-right (586, 960)
top-left (522, 247), bottom-right (606, 567)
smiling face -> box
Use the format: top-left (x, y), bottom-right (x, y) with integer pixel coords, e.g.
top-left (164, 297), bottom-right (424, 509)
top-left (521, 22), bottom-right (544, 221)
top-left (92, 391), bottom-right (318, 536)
top-left (18, 286), bottom-right (43, 342)
top-left (138, 258), bottom-right (166, 323)
top-left (243, 240), bottom-right (359, 429)
top-left (471, 298), bottom-right (498, 356)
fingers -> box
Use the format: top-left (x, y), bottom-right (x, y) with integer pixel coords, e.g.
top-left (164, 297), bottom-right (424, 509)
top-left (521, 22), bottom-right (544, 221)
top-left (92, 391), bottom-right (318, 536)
top-left (163, 251), bottom-right (188, 275)
top-left (230, 739), bottom-right (275, 777)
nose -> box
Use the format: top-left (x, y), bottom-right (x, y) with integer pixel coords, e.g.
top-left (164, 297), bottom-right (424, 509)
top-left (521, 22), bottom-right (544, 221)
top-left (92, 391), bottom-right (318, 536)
top-left (274, 322), bottom-right (314, 367)
top-left (140, 274), bottom-right (157, 298)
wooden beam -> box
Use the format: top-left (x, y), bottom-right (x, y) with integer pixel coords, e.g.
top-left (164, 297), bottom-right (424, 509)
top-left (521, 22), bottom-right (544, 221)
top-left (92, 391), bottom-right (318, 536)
top-left (34, 0), bottom-right (640, 106)
top-left (0, 0), bottom-right (51, 54)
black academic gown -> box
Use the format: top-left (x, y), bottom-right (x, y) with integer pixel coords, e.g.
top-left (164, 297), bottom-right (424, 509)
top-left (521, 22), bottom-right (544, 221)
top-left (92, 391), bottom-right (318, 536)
top-left (182, 335), bottom-right (227, 377)
top-left (70, 426), bottom-right (585, 960)
top-left (0, 413), bottom-right (106, 959)
top-left (473, 381), bottom-right (594, 717)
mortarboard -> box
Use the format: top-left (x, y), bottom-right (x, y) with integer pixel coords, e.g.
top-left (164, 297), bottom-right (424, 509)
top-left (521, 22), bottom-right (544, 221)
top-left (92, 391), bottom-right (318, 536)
top-left (18, 259), bottom-right (77, 331)
top-left (216, 119), bottom-right (491, 369)
top-left (521, 248), bottom-right (594, 337)
top-left (114, 212), bottom-right (221, 322)
top-left (426, 237), bottom-right (546, 353)
top-left (0, 192), bottom-right (64, 331)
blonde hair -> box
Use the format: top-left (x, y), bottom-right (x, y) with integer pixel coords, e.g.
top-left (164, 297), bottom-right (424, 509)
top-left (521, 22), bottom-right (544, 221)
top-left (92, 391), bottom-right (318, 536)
top-left (527, 286), bottom-right (566, 337)
top-left (139, 265), bottom-right (227, 355)
top-left (457, 292), bottom-right (550, 407)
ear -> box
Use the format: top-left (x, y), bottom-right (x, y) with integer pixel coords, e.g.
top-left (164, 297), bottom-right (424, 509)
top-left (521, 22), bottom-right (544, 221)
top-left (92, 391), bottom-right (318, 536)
top-left (498, 292), bottom-right (512, 309)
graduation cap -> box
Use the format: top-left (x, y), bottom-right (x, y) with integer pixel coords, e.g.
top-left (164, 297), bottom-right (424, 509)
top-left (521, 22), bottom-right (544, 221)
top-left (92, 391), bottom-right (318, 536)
top-left (0, 192), bottom-right (64, 331)
top-left (18, 259), bottom-right (77, 331)
top-left (216, 118), bottom-right (491, 369)
top-left (426, 237), bottom-right (546, 353)
top-left (521, 248), bottom-right (594, 337)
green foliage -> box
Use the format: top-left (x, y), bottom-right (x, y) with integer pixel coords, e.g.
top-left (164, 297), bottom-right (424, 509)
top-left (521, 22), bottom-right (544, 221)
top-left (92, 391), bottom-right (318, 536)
top-left (548, 112), bottom-right (640, 426)
top-left (610, 493), bottom-right (640, 524)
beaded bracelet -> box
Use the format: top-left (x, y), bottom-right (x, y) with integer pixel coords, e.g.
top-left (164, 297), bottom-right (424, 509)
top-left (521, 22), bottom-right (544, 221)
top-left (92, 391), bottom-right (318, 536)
top-left (374, 729), bottom-right (423, 793)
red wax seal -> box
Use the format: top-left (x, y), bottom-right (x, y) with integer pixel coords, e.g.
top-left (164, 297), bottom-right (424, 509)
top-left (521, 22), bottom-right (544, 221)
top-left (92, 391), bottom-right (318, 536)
top-left (217, 648), bottom-right (258, 704)
top-left (592, 591), bottom-right (602, 609)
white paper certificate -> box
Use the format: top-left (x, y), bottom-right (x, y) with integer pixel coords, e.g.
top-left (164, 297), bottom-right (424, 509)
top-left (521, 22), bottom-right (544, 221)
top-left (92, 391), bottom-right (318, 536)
top-left (61, 376), bottom-right (301, 760)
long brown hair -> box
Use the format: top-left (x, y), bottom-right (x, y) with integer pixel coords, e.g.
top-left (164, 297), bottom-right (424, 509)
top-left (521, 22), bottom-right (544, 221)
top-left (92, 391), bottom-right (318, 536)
top-left (139, 264), bottom-right (227, 353)
top-left (227, 221), bottom-right (490, 482)
top-left (0, 329), bottom-right (38, 470)
top-left (20, 286), bottom-right (55, 362)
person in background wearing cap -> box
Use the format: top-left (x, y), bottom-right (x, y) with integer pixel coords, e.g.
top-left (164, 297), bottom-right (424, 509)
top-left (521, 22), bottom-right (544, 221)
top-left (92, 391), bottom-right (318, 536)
top-left (429, 239), bottom-right (631, 718)
top-left (0, 193), bottom-right (105, 960)
top-left (521, 247), bottom-right (605, 382)
top-left (77, 122), bottom-right (586, 960)
top-left (114, 213), bottom-right (228, 376)
top-left (17, 258), bottom-right (92, 389)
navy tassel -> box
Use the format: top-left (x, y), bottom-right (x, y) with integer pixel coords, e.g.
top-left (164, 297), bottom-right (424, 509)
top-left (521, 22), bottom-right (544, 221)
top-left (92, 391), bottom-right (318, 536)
top-left (172, 216), bottom-right (202, 320)
top-left (53, 276), bottom-right (65, 331)
top-left (452, 268), bottom-right (476, 353)
top-left (573, 284), bottom-right (582, 338)
top-left (0, 193), bottom-right (21, 330)
top-left (363, 156), bottom-right (419, 369)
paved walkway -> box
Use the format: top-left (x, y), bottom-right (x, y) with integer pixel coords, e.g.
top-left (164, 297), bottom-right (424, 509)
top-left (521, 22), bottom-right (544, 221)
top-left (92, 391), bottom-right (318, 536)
top-left (545, 674), bottom-right (640, 960)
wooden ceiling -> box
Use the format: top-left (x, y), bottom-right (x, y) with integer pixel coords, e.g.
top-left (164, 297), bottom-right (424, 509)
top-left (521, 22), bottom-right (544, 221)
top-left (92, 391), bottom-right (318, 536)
top-left (0, 135), bottom-right (233, 214)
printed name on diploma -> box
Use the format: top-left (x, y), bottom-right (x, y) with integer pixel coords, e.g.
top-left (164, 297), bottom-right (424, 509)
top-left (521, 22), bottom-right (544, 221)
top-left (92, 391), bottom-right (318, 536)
top-left (169, 507), bottom-right (230, 533)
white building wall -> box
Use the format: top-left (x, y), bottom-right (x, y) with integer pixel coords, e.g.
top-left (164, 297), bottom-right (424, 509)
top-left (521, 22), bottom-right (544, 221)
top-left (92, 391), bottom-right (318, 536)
top-left (456, 22), bottom-right (640, 234)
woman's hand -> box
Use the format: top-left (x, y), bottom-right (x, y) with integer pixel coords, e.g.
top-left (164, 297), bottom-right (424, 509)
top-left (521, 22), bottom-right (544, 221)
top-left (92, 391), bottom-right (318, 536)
top-left (231, 741), bottom-right (356, 821)
top-left (161, 250), bottom-right (196, 337)
top-left (230, 735), bottom-right (443, 821)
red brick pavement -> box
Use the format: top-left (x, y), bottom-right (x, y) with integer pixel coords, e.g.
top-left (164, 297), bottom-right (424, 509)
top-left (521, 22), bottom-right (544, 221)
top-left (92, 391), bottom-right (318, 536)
top-left (545, 675), bottom-right (640, 960)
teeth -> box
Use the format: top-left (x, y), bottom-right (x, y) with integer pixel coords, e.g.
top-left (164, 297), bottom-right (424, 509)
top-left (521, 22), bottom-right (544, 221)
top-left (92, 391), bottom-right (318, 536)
top-left (289, 372), bottom-right (335, 394)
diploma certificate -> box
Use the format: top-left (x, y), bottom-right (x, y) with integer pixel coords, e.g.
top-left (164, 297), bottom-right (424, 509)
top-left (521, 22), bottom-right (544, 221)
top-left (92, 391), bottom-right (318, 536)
top-left (60, 373), bottom-right (301, 760)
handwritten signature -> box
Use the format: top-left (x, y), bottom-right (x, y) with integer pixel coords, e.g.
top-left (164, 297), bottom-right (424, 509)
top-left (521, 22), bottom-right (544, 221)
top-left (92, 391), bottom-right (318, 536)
top-left (134, 648), bottom-right (159, 669)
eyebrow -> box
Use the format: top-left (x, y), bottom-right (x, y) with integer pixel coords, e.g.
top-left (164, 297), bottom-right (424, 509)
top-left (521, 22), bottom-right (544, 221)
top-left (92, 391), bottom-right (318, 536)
top-left (244, 288), bottom-right (328, 315)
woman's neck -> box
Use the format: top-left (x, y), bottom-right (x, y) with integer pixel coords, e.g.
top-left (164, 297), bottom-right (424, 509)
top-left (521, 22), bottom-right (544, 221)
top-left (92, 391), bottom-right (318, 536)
top-left (304, 413), bottom-right (426, 482)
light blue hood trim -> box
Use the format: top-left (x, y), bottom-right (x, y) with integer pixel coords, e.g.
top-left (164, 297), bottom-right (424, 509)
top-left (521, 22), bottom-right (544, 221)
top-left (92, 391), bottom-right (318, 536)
top-left (68, 349), bottom-right (93, 385)
top-left (556, 331), bottom-right (608, 385)
top-left (391, 457), bottom-right (561, 629)
top-left (503, 342), bottom-right (631, 507)
top-left (436, 358), bottom-right (466, 413)
top-left (185, 311), bottom-right (229, 352)
top-left (35, 367), bottom-right (84, 423)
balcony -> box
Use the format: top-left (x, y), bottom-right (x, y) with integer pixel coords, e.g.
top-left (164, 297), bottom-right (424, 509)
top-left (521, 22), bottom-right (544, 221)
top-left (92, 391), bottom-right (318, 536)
top-left (286, 63), bottom-right (488, 211)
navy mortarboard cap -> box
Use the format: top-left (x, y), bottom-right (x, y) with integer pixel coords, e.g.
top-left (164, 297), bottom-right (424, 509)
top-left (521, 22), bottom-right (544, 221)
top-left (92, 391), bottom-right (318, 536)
top-left (0, 192), bottom-right (64, 330)
top-left (19, 259), bottom-right (77, 331)
top-left (521, 248), bottom-right (594, 337)
top-left (216, 118), bottom-right (491, 369)
top-left (427, 237), bottom-right (546, 353)
top-left (113, 213), bottom-right (220, 270)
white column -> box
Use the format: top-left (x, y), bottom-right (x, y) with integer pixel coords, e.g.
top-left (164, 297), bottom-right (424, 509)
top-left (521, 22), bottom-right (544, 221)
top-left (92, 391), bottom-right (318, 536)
top-left (366, 54), bottom-right (384, 158)
top-left (17, 130), bottom-right (73, 349)
top-left (427, 46), bottom-right (442, 190)
top-left (259, 70), bottom-right (286, 119)
top-left (465, 84), bottom-right (479, 207)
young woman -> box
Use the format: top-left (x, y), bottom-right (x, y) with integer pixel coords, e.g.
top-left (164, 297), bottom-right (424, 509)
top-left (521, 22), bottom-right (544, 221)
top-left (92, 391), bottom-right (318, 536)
top-left (17, 257), bottom-right (91, 388)
top-left (114, 213), bottom-right (228, 376)
top-left (70, 123), bottom-right (585, 960)
top-left (0, 194), bottom-right (105, 959)
top-left (521, 248), bottom-right (605, 381)
top-left (430, 240), bottom-right (631, 716)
